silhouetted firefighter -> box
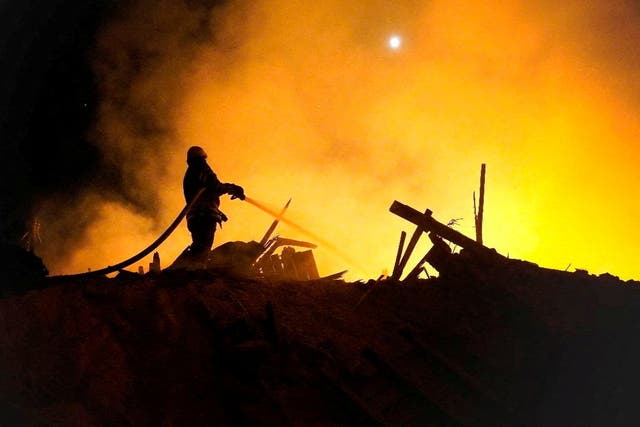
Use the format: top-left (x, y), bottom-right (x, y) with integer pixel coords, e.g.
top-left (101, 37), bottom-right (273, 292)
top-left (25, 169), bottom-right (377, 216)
top-left (183, 146), bottom-right (245, 266)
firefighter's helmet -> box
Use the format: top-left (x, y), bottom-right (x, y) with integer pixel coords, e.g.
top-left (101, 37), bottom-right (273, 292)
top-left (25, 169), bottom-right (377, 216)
top-left (187, 146), bottom-right (207, 161)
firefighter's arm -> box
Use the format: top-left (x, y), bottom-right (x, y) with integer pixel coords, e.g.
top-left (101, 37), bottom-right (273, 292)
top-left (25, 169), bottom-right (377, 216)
top-left (218, 183), bottom-right (245, 200)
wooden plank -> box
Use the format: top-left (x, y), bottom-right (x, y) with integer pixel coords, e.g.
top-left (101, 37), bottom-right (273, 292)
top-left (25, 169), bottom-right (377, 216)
top-left (391, 230), bottom-right (407, 280)
top-left (259, 198), bottom-right (292, 246)
top-left (294, 250), bottom-right (320, 280)
top-left (280, 247), bottom-right (299, 279)
top-left (396, 208), bottom-right (431, 279)
top-left (476, 164), bottom-right (486, 244)
top-left (403, 251), bottom-right (430, 282)
top-left (389, 201), bottom-right (487, 255)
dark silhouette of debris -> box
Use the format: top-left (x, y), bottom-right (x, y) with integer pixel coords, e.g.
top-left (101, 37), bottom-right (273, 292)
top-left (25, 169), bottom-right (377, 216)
top-left (0, 243), bottom-right (48, 297)
top-left (475, 163), bottom-right (486, 244)
top-left (1, 260), bottom-right (639, 426)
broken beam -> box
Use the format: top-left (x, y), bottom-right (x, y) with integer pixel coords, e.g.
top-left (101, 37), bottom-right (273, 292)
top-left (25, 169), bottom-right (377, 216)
top-left (259, 198), bottom-right (292, 246)
top-left (393, 209), bottom-right (432, 281)
top-left (391, 231), bottom-right (406, 280)
top-left (389, 201), bottom-right (487, 255)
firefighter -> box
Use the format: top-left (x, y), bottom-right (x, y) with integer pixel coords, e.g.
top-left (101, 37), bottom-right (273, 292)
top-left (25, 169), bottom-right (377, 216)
top-left (183, 146), bottom-right (245, 266)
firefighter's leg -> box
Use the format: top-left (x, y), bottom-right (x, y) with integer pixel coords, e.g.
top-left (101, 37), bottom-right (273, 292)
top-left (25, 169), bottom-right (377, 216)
top-left (187, 216), bottom-right (216, 266)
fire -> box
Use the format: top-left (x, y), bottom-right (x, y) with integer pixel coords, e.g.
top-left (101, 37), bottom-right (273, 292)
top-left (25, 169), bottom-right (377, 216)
top-left (39, 0), bottom-right (640, 281)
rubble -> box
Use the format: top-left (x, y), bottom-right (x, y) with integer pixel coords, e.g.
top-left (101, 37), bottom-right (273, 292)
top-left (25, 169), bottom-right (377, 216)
top-left (388, 200), bottom-right (504, 282)
top-left (2, 255), bottom-right (640, 426)
top-left (1, 196), bottom-right (639, 426)
top-left (149, 252), bottom-right (161, 273)
top-left (0, 243), bottom-right (48, 297)
top-left (167, 199), bottom-right (324, 281)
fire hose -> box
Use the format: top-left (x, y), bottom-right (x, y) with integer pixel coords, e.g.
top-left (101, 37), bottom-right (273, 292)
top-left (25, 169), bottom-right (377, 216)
top-left (63, 188), bottom-right (207, 278)
top-left (60, 190), bottom-right (356, 278)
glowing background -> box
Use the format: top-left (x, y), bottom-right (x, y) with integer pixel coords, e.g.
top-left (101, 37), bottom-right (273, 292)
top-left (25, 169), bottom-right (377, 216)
top-left (37, 0), bottom-right (640, 280)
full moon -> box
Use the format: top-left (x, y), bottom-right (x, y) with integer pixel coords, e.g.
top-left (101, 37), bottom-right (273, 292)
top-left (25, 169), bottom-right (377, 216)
top-left (388, 35), bottom-right (402, 50)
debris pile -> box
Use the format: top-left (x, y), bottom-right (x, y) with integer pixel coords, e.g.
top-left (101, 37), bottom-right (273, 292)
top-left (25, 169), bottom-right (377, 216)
top-left (388, 200), bottom-right (504, 282)
top-left (0, 243), bottom-right (48, 297)
top-left (255, 243), bottom-right (319, 281)
top-left (2, 253), bottom-right (640, 426)
top-left (166, 199), bottom-right (325, 281)
top-left (2, 183), bottom-right (640, 426)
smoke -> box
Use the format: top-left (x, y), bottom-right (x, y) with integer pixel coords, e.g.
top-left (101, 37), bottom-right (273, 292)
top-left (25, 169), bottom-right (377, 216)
top-left (39, 0), bottom-right (640, 280)
top-left (37, 0), bottom-right (222, 271)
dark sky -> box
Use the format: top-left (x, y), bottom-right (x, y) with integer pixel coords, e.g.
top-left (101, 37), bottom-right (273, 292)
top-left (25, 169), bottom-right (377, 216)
top-left (0, 0), bottom-right (232, 272)
top-left (0, 0), bottom-right (118, 243)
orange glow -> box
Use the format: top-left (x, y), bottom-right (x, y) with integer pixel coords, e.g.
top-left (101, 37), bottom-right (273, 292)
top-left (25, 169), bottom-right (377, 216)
top-left (244, 196), bottom-right (366, 273)
top-left (39, 1), bottom-right (640, 281)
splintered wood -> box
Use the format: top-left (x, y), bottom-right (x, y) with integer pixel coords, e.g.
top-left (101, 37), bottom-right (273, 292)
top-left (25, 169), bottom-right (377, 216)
top-left (389, 201), bottom-right (497, 279)
top-left (257, 248), bottom-right (320, 281)
top-left (390, 201), bottom-right (488, 255)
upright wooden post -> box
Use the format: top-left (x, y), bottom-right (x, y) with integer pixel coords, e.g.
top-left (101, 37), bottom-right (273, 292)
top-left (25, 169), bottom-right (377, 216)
top-left (391, 231), bottom-right (407, 280)
top-left (475, 164), bottom-right (486, 245)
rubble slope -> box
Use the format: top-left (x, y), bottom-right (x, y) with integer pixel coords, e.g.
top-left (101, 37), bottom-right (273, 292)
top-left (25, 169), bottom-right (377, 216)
top-left (1, 261), bottom-right (640, 427)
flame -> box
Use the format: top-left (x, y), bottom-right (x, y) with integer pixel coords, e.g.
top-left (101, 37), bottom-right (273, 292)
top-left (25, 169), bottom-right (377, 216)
top-left (38, 0), bottom-right (640, 281)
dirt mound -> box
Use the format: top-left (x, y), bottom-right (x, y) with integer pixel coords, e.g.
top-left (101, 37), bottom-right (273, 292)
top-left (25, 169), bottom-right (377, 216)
top-left (1, 261), bottom-right (640, 426)
top-left (0, 244), bottom-right (48, 297)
